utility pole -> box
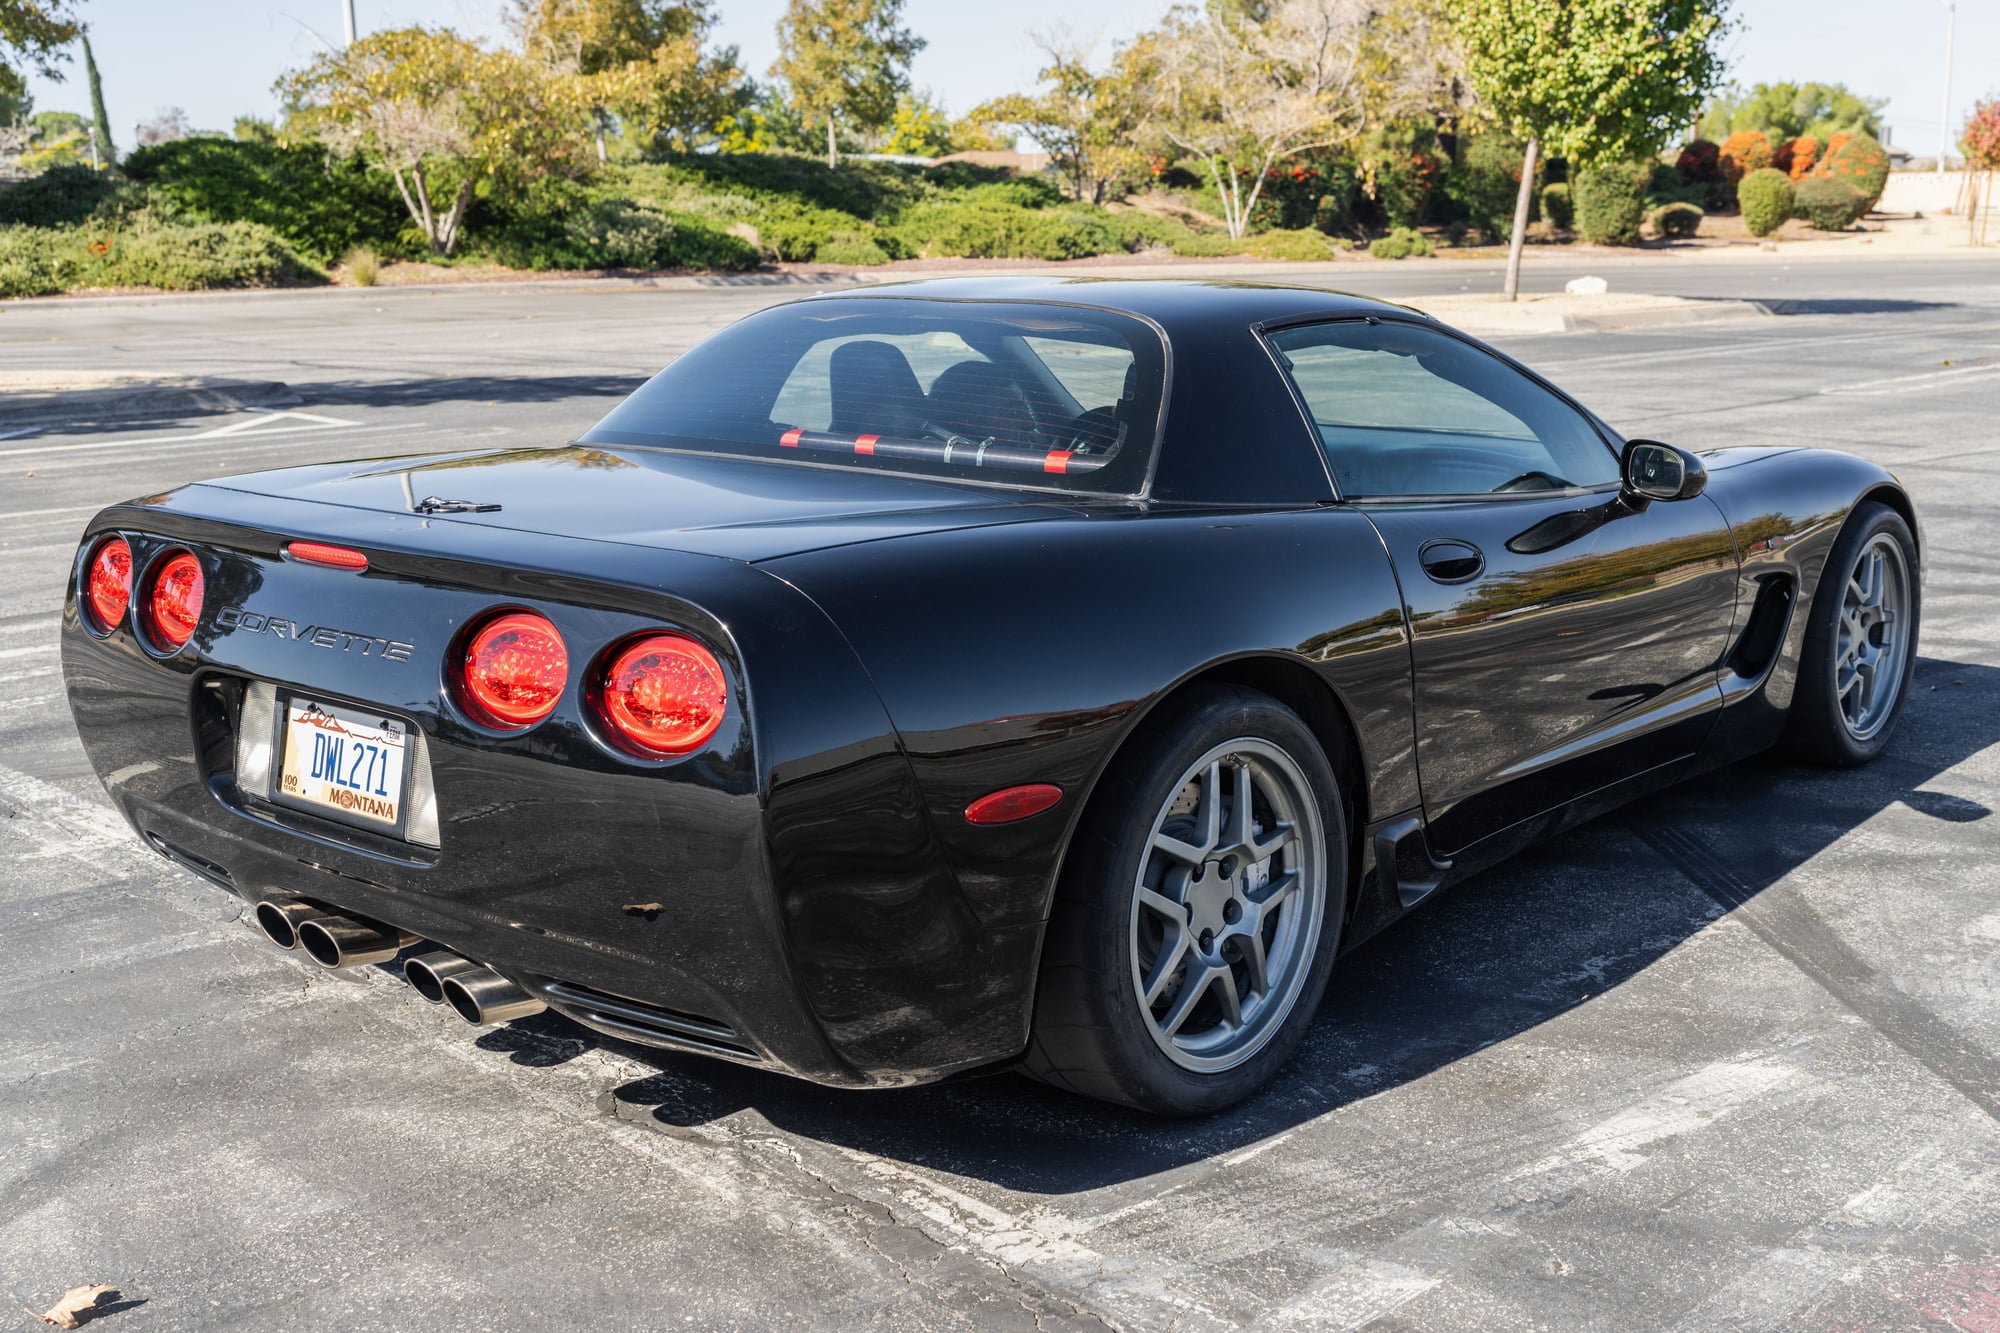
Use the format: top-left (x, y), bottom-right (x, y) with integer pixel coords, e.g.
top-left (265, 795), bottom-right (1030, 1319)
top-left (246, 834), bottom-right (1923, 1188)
top-left (1937, 1), bottom-right (1955, 178)
top-left (341, 0), bottom-right (357, 47)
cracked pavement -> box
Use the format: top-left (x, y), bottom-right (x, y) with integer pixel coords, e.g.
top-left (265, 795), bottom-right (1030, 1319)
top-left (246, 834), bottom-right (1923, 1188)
top-left (3, 253), bottom-right (1999, 1330)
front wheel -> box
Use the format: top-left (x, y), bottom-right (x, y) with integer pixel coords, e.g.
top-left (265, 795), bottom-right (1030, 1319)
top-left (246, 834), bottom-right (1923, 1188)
top-left (1023, 687), bottom-right (1346, 1115)
top-left (1784, 501), bottom-right (1920, 766)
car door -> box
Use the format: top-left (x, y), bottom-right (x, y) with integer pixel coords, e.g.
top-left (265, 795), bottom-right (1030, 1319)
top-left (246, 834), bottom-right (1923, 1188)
top-left (1264, 317), bottom-right (1739, 856)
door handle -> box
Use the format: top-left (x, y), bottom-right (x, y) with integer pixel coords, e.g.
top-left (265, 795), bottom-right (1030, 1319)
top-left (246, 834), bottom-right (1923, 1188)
top-left (1417, 538), bottom-right (1485, 584)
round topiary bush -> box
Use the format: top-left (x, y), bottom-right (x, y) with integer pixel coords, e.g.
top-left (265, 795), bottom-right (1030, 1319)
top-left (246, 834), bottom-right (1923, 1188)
top-left (1368, 226), bottom-right (1432, 259)
top-left (1572, 164), bottom-right (1649, 244)
top-left (1675, 140), bottom-right (1721, 186)
top-left (1792, 174), bottom-right (1868, 231)
top-left (1773, 135), bottom-right (1820, 181)
top-left (1540, 181), bottom-right (1573, 230)
top-left (1815, 133), bottom-right (1890, 211)
top-left (1737, 168), bottom-right (1796, 237)
top-left (1648, 201), bottom-right (1704, 239)
top-left (1718, 131), bottom-right (1774, 183)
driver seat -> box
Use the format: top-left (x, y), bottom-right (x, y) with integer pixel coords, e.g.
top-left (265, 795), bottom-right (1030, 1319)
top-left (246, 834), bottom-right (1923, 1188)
top-left (828, 340), bottom-right (926, 439)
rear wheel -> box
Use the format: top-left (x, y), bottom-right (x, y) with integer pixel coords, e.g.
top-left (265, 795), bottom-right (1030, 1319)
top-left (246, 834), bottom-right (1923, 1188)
top-left (1784, 501), bottom-right (1920, 766)
top-left (1024, 687), bottom-right (1346, 1115)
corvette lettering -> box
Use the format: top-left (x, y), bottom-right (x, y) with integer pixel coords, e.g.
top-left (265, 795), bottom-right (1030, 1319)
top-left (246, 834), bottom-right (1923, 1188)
top-left (215, 606), bottom-right (413, 662)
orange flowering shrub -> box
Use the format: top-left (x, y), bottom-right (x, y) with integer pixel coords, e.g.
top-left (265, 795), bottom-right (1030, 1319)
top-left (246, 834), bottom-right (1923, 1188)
top-left (1963, 100), bottom-right (2000, 171)
top-left (1718, 131), bottom-right (1774, 184)
top-left (1774, 135), bottom-right (1820, 181)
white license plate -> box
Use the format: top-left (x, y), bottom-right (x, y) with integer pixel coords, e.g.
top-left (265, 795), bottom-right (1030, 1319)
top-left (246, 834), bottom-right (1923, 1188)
top-left (277, 697), bottom-right (408, 830)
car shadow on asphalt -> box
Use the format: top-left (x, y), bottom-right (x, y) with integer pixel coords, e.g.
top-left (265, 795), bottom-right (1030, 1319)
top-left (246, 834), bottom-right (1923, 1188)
top-left (1755, 299), bottom-right (1964, 317)
top-left (543, 656), bottom-right (1998, 1196)
top-left (306, 373), bottom-right (648, 410)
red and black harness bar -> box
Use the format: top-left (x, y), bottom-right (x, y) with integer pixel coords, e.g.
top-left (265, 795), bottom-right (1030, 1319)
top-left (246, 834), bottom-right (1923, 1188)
top-left (777, 428), bottom-right (1108, 476)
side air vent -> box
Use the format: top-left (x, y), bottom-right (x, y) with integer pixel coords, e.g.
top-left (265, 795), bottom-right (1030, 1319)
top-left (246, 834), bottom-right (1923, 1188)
top-left (1725, 574), bottom-right (1796, 681)
top-left (540, 980), bottom-right (759, 1061)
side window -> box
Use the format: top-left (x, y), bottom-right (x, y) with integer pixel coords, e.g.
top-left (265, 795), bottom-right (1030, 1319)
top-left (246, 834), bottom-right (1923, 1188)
top-left (1266, 321), bottom-right (1621, 499)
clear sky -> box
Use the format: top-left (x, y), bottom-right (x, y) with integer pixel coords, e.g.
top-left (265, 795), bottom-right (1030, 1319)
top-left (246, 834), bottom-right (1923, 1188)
top-left (16, 0), bottom-right (1995, 161)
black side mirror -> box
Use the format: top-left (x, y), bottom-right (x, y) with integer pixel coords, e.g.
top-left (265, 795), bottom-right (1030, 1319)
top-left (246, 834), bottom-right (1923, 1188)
top-left (1622, 439), bottom-right (1707, 502)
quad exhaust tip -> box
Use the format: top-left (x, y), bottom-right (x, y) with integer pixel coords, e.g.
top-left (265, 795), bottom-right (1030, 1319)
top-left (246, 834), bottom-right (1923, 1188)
top-left (254, 899), bottom-right (417, 968)
top-left (440, 967), bottom-right (547, 1026)
top-left (404, 951), bottom-right (481, 1004)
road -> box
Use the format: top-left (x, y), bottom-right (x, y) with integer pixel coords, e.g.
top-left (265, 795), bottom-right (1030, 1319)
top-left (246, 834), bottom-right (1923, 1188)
top-left (3, 254), bottom-right (1998, 1331)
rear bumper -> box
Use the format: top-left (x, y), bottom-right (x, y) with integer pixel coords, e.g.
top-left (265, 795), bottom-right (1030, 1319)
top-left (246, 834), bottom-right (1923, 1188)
top-left (60, 499), bottom-right (1041, 1088)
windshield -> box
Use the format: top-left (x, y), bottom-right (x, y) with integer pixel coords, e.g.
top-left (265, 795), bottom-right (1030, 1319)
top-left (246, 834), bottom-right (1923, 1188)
top-left (582, 297), bottom-right (1167, 495)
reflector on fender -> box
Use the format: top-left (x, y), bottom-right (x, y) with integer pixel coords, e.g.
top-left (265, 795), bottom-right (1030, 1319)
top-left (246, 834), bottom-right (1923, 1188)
top-left (286, 540), bottom-right (369, 571)
top-left (964, 784), bottom-right (1063, 825)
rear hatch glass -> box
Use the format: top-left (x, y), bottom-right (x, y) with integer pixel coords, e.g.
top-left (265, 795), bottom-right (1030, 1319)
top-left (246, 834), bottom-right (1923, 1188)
top-left (581, 297), bottom-right (1167, 496)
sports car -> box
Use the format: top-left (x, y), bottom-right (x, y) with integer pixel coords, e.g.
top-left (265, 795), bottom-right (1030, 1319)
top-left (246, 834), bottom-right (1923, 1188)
top-left (60, 277), bottom-right (1921, 1114)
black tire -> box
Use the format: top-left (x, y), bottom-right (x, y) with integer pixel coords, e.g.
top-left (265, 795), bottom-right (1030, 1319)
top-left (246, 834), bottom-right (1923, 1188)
top-left (1783, 501), bottom-right (1920, 766)
top-left (1023, 686), bottom-right (1347, 1115)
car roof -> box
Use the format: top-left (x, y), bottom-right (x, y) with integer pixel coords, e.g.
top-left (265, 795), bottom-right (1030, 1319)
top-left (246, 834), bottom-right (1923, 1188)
top-left (805, 275), bottom-right (1426, 332)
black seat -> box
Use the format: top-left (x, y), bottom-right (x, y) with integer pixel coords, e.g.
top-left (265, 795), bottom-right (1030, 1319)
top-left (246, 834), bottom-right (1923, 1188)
top-left (924, 360), bottom-right (1045, 448)
top-left (828, 341), bottom-right (926, 438)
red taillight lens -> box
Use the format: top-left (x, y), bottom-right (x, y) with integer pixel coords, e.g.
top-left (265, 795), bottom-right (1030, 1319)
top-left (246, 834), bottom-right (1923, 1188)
top-left (461, 612), bottom-right (568, 729)
top-left (286, 540), bottom-right (369, 571)
top-left (85, 537), bottom-right (132, 631)
top-left (146, 551), bottom-right (204, 649)
top-left (598, 634), bottom-right (727, 756)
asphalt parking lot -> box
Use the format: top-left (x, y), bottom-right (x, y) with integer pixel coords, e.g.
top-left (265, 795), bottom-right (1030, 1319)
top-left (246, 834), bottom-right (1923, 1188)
top-left (3, 254), bottom-right (1998, 1330)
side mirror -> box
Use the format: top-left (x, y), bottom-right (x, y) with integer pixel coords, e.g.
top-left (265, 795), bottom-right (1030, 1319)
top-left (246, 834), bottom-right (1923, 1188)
top-left (1622, 439), bottom-right (1707, 502)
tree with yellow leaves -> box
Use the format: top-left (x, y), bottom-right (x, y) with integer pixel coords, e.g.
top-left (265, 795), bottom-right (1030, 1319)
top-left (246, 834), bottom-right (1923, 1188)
top-left (770, 0), bottom-right (924, 169)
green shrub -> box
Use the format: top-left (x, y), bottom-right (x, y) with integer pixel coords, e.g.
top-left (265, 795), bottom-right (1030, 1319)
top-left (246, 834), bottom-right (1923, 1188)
top-left (815, 231), bottom-right (891, 265)
top-left (1572, 164), bottom-right (1649, 244)
top-left (1243, 227), bottom-right (1336, 261)
top-left (481, 187), bottom-right (759, 271)
top-left (1815, 133), bottom-right (1890, 210)
top-left (1540, 182), bottom-right (1573, 230)
top-left (1648, 201), bottom-right (1704, 238)
top-left (1167, 231), bottom-right (1241, 258)
top-left (0, 165), bottom-right (123, 226)
top-left (890, 202), bottom-right (1120, 261)
top-left (1792, 174), bottom-right (1867, 231)
top-left (1736, 169), bottom-right (1795, 237)
top-left (1451, 132), bottom-right (1531, 239)
top-left (0, 217), bottom-right (317, 297)
top-left (121, 138), bottom-right (407, 263)
top-left (1368, 226), bottom-right (1433, 259)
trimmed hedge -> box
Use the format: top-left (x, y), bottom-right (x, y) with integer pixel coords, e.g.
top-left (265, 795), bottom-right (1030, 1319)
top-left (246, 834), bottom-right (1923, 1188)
top-left (1815, 133), bottom-right (1889, 211)
top-left (1737, 168), bottom-right (1794, 237)
top-left (1368, 226), bottom-right (1432, 259)
top-left (0, 218), bottom-right (317, 297)
top-left (1648, 201), bottom-right (1704, 238)
top-left (1572, 164), bottom-right (1649, 244)
top-left (1540, 182), bottom-right (1573, 230)
top-left (1792, 174), bottom-right (1867, 231)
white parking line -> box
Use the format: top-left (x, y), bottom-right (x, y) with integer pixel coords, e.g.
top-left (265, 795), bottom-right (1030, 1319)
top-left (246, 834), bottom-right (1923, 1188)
top-left (0, 505), bottom-right (97, 521)
top-left (1821, 362), bottom-right (2000, 396)
top-left (0, 411), bottom-right (367, 459)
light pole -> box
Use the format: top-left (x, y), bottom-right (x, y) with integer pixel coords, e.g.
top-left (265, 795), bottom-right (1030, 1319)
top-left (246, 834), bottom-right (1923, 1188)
top-left (1937, 1), bottom-right (1955, 177)
top-left (341, 0), bottom-right (357, 46)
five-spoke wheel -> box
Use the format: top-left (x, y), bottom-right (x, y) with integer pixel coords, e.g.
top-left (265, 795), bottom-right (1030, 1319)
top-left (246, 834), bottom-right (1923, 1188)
top-left (1786, 500), bottom-right (1921, 766)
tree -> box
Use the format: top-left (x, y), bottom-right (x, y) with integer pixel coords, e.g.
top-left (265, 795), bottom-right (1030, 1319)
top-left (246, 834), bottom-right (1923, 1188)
top-left (1148, 0), bottom-right (1437, 240)
top-left (770, 0), bottom-right (924, 169)
top-left (1458, 0), bottom-right (1732, 299)
top-left (1699, 81), bottom-right (1884, 145)
top-left (510, 0), bottom-right (742, 159)
top-left (134, 106), bottom-right (191, 147)
top-left (880, 88), bottom-right (950, 156)
top-left (81, 30), bottom-right (111, 161)
top-left (973, 29), bottom-right (1150, 204)
top-left (1, 0), bottom-right (79, 76)
top-left (0, 62), bottom-right (28, 124)
top-left (279, 27), bottom-right (591, 256)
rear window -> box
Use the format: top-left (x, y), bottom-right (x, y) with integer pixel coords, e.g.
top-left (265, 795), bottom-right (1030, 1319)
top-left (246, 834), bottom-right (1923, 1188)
top-left (581, 297), bottom-right (1167, 495)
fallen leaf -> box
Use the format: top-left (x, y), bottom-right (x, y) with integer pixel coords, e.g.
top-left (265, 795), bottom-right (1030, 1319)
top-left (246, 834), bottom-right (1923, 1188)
top-left (27, 1284), bottom-right (117, 1329)
top-left (622, 902), bottom-right (664, 917)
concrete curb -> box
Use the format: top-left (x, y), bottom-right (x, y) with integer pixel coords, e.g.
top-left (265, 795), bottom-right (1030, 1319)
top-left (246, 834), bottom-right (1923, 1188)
top-left (0, 379), bottom-right (301, 427)
top-left (0, 271), bottom-right (869, 311)
top-left (1561, 299), bottom-right (1771, 331)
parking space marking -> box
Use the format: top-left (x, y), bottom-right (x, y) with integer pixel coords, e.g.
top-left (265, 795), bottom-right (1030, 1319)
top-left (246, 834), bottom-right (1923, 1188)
top-left (0, 412), bottom-right (369, 459)
top-left (1267, 1258), bottom-right (1441, 1330)
top-left (1823, 363), bottom-right (2000, 396)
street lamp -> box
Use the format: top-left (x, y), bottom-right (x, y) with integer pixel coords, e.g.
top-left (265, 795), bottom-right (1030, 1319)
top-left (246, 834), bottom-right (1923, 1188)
top-left (342, 0), bottom-right (357, 46)
top-left (1937, 1), bottom-right (1955, 178)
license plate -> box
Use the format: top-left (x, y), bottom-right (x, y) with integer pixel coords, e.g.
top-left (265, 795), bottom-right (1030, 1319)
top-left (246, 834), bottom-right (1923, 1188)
top-left (277, 696), bottom-right (409, 831)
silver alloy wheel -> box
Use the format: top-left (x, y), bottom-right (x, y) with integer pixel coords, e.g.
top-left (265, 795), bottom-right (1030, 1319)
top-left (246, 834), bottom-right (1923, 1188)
top-left (1835, 532), bottom-right (1913, 741)
top-left (1128, 738), bottom-right (1325, 1074)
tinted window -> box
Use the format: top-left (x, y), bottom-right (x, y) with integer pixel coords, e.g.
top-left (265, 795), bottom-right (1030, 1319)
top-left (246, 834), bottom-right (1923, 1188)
top-left (584, 298), bottom-right (1166, 495)
top-left (1266, 320), bottom-right (1619, 499)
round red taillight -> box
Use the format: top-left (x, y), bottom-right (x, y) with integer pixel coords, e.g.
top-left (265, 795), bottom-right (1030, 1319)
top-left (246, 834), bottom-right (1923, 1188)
top-left (146, 551), bottom-right (204, 649)
top-left (85, 537), bottom-right (132, 632)
top-left (598, 634), bottom-right (728, 757)
top-left (461, 612), bottom-right (568, 729)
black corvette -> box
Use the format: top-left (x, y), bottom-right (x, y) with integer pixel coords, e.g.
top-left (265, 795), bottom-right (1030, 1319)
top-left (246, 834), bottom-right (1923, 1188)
top-left (61, 278), bottom-right (1921, 1114)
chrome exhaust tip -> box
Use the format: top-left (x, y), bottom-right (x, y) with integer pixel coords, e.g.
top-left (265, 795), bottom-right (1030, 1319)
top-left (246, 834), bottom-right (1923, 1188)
top-left (295, 913), bottom-right (420, 969)
top-left (253, 898), bottom-right (332, 951)
top-left (404, 951), bottom-right (480, 1004)
top-left (439, 968), bottom-right (547, 1025)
